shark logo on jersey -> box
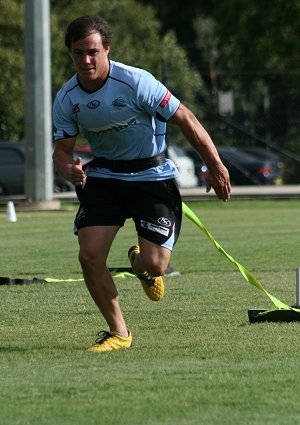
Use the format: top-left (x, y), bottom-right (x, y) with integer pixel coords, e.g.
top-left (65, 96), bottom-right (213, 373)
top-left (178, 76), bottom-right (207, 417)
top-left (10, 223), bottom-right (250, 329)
top-left (112, 97), bottom-right (127, 110)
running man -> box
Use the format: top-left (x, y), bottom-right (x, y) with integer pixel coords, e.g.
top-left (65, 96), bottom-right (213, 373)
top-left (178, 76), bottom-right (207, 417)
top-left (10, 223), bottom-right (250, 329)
top-left (52, 15), bottom-right (231, 352)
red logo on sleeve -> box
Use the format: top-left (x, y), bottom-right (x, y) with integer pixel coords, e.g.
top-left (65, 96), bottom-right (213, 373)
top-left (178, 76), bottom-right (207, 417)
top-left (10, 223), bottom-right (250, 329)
top-left (72, 104), bottom-right (80, 113)
top-left (159, 89), bottom-right (172, 108)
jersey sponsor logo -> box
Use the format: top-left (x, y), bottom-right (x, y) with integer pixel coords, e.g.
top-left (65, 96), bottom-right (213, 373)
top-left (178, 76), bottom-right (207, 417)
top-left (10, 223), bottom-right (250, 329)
top-left (87, 100), bottom-right (100, 109)
top-left (158, 217), bottom-right (171, 227)
top-left (112, 96), bottom-right (127, 110)
top-left (140, 220), bottom-right (170, 237)
top-left (88, 118), bottom-right (136, 134)
top-left (72, 103), bottom-right (80, 113)
top-left (159, 89), bottom-right (171, 108)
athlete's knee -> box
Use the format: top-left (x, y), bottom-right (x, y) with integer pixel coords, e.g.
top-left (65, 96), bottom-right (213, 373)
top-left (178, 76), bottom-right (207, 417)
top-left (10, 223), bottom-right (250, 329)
top-left (78, 249), bottom-right (105, 271)
top-left (78, 250), bottom-right (94, 270)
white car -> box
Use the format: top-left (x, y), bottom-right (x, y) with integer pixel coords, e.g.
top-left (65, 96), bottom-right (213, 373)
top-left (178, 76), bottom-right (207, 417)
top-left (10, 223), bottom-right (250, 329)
top-left (167, 143), bottom-right (198, 188)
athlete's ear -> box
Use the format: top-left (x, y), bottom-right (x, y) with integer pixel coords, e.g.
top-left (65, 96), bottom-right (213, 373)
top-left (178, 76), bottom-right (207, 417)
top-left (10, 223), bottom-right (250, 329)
top-left (69, 50), bottom-right (74, 62)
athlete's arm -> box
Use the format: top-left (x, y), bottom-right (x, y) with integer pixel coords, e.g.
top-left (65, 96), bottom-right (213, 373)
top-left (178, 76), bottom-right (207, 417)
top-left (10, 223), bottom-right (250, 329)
top-left (169, 103), bottom-right (231, 201)
top-left (52, 137), bottom-right (85, 187)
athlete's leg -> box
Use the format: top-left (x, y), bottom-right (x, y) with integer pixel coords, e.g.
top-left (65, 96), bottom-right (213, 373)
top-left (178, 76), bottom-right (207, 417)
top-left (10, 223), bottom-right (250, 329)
top-left (129, 180), bottom-right (182, 277)
top-left (78, 225), bottom-right (128, 337)
top-left (131, 237), bottom-right (171, 276)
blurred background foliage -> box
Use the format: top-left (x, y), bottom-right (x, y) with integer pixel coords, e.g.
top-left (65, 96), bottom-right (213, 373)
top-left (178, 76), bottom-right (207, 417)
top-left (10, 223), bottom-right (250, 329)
top-left (1, 0), bottom-right (300, 181)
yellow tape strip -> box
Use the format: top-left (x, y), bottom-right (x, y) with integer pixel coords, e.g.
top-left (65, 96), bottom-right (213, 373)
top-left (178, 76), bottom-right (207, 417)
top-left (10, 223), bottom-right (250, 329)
top-left (45, 271), bottom-right (134, 283)
top-left (182, 202), bottom-right (300, 313)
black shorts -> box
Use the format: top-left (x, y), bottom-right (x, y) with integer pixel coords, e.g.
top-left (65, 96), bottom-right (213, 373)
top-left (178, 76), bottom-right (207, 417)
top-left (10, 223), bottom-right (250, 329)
top-left (74, 177), bottom-right (182, 250)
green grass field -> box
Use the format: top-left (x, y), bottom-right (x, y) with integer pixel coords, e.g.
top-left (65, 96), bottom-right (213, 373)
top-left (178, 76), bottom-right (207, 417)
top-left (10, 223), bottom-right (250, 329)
top-left (1, 199), bottom-right (300, 425)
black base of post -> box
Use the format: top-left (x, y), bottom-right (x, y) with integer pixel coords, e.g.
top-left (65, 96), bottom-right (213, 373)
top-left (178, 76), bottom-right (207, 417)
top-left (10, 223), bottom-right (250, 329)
top-left (248, 308), bottom-right (300, 323)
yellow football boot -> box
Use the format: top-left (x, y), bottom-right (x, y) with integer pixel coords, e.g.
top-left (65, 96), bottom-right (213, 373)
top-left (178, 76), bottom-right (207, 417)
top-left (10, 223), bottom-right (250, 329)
top-left (88, 331), bottom-right (132, 352)
top-left (128, 245), bottom-right (164, 301)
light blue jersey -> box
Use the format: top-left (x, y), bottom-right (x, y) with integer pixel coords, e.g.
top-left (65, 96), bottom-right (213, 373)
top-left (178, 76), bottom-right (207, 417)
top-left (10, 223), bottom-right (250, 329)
top-left (53, 60), bottom-right (181, 181)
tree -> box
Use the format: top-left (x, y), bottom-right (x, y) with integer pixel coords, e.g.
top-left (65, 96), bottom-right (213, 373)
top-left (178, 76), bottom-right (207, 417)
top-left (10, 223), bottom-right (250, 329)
top-left (50, 0), bottom-right (204, 107)
top-left (211, 0), bottom-right (300, 140)
top-left (0, 0), bottom-right (205, 141)
top-left (0, 0), bottom-right (24, 140)
top-left (51, 0), bottom-right (206, 147)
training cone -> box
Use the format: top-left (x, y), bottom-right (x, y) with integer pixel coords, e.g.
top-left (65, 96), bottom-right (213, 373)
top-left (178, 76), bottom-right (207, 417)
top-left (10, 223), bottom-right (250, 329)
top-left (6, 201), bottom-right (17, 222)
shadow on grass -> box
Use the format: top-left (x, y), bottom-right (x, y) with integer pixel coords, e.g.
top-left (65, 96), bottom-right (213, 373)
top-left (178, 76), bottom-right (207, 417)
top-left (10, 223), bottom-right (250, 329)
top-left (0, 345), bottom-right (85, 353)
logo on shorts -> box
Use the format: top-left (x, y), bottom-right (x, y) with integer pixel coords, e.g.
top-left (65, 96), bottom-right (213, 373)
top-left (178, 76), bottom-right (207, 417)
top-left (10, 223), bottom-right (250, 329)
top-left (158, 217), bottom-right (171, 227)
top-left (140, 220), bottom-right (170, 236)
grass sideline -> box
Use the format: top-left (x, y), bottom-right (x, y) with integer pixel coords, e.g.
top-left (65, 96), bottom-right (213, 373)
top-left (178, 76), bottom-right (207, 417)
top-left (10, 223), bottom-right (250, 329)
top-left (1, 199), bottom-right (300, 424)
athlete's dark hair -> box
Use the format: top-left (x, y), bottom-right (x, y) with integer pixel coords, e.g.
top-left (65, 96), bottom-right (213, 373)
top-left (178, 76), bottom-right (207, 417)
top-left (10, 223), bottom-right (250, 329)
top-left (65, 15), bottom-right (112, 50)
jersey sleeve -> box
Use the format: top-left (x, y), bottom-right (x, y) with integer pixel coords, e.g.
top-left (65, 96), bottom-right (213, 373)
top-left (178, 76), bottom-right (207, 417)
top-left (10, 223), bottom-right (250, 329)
top-left (52, 91), bottom-right (79, 141)
top-left (136, 71), bottom-right (180, 122)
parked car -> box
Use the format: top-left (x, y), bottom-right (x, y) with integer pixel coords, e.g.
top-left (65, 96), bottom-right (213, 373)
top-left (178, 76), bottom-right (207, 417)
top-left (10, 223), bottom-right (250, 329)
top-left (239, 146), bottom-right (284, 185)
top-left (0, 141), bottom-right (73, 195)
top-left (218, 147), bottom-right (284, 185)
top-left (187, 146), bottom-right (284, 186)
top-left (167, 143), bottom-right (198, 188)
top-left (186, 149), bottom-right (207, 187)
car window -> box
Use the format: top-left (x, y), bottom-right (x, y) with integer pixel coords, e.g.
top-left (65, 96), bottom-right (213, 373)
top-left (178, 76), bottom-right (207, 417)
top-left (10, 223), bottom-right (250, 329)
top-left (0, 148), bottom-right (23, 166)
top-left (219, 148), bottom-right (256, 163)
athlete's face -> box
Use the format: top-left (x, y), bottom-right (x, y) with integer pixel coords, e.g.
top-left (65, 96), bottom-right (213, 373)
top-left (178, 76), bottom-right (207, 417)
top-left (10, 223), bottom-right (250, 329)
top-left (70, 32), bottom-right (110, 90)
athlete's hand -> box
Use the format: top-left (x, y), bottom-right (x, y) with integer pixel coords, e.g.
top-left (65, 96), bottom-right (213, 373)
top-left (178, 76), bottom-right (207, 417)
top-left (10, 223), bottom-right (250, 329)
top-left (69, 157), bottom-right (85, 186)
top-left (206, 164), bottom-right (231, 202)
